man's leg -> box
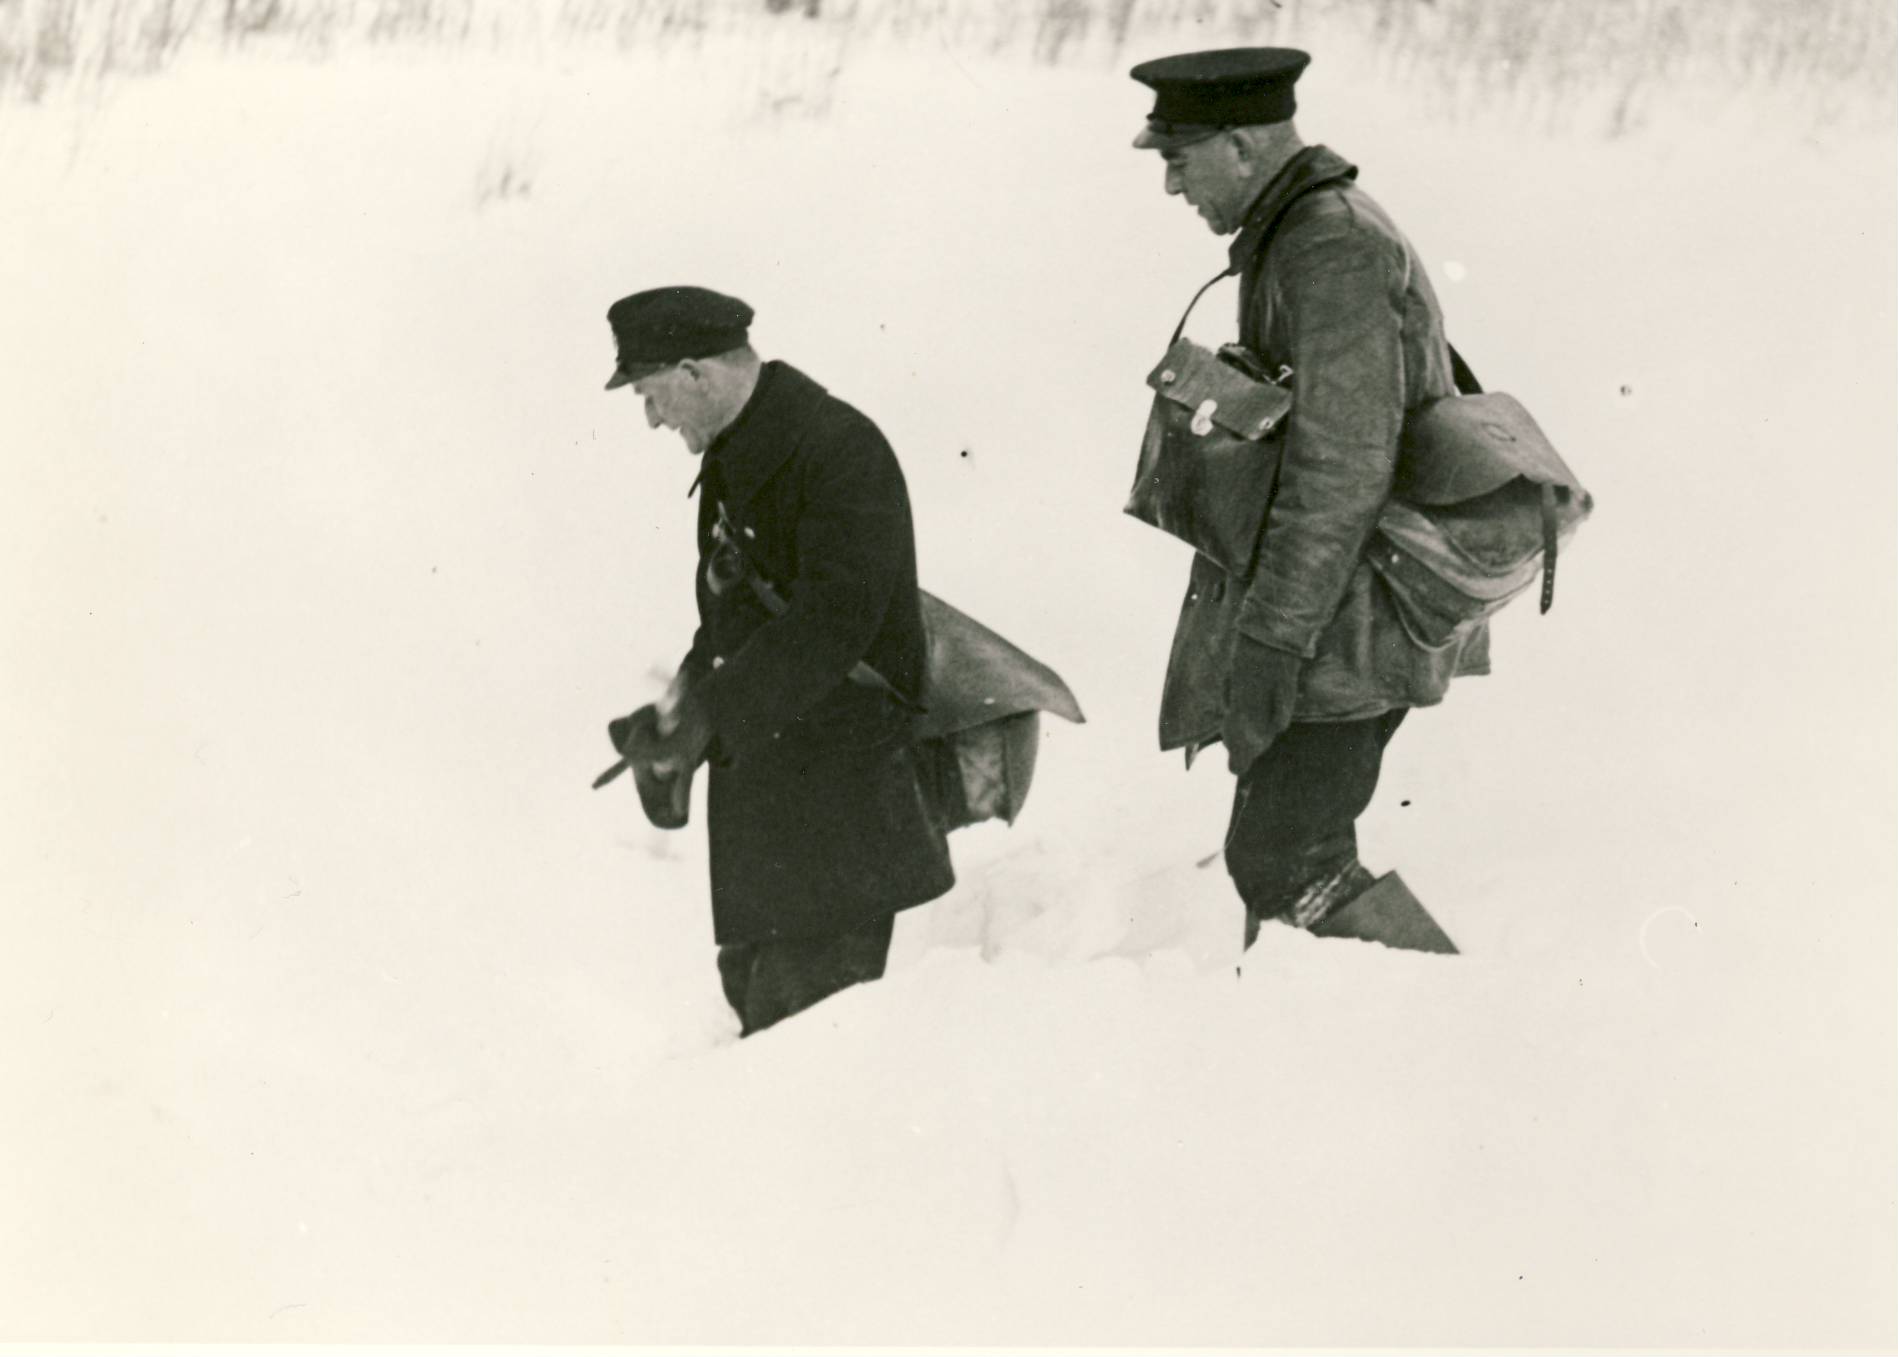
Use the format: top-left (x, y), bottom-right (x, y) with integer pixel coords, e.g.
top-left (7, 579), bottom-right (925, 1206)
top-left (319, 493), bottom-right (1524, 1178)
top-left (1225, 709), bottom-right (1407, 949)
top-left (718, 912), bottom-right (896, 1037)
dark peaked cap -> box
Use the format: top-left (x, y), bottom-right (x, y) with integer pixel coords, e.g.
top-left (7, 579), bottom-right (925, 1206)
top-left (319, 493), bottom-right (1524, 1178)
top-left (1130, 47), bottom-right (1311, 149)
top-left (605, 286), bottom-right (754, 390)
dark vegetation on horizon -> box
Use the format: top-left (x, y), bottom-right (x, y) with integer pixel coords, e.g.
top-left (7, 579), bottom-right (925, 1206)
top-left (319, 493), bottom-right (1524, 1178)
top-left (3, 0), bottom-right (1893, 130)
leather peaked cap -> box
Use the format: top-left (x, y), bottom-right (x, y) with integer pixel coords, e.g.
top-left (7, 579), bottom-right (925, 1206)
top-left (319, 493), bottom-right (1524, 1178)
top-left (605, 286), bottom-right (754, 390)
top-left (1130, 47), bottom-right (1311, 149)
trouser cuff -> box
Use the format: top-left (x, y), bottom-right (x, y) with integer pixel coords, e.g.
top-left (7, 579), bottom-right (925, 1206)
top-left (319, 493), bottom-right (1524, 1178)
top-left (1286, 860), bottom-right (1377, 931)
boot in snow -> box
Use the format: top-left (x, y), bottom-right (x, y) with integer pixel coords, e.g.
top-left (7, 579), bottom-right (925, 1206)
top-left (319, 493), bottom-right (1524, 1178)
top-left (1310, 871), bottom-right (1458, 955)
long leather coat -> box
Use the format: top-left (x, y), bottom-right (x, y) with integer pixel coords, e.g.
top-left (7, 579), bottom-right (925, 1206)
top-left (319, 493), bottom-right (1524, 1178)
top-left (1159, 146), bottom-right (1490, 752)
top-left (682, 362), bottom-right (954, 944)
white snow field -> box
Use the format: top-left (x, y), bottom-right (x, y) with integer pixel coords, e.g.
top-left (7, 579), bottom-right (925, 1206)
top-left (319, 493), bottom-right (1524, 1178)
top-left (2, 9), bottom-right (1895, 1349)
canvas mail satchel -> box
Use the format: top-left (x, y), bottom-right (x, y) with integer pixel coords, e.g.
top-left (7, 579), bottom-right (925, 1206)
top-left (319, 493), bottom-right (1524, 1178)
top-left (735, 581), bottom-right (1087, 834)
top-left (1369, 351), bottom-right (1594, 649)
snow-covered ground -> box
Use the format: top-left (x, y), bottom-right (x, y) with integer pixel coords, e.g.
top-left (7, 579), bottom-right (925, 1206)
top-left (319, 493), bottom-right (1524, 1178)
top-left (3, 18), bottom-right (1896, 1349)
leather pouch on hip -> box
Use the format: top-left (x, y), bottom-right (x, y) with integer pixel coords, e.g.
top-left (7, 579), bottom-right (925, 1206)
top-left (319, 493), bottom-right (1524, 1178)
top-left (1124, 338), bottom-right (1291, 577)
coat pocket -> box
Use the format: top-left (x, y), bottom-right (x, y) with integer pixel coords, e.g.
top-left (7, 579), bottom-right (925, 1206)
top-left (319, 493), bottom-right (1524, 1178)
top-left (774, 682), bottom-right (911, 769)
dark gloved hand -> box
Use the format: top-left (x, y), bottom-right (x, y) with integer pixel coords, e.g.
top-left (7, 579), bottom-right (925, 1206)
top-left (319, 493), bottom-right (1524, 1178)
top-left (606, 701), bottom-right (708, 830)
top-left (638, 688), bottom-right (714, 775)
top-left (1224, 635), bottom-right (1301, 776)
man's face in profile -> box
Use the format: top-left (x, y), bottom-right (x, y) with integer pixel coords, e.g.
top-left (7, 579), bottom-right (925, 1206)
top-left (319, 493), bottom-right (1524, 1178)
top-left (1161, 132), bottom-right (1252, 235)
top-left (632, 362), bottom-right (719, 455)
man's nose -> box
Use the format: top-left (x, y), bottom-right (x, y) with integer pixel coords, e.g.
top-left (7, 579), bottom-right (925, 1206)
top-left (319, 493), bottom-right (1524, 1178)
top-left (644, 398), bottom-right (662, 429)
top-left (1164, 165), bottom-right (1183, 196)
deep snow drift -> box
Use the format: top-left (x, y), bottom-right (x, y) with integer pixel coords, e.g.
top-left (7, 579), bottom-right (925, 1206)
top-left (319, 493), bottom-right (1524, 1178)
top-left (2, 18), bottom-right (1895, 1349)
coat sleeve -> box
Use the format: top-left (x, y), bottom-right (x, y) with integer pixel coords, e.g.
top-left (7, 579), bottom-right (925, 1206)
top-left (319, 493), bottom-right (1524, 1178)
top-left (1236, 209), bottom-right (1407, 658)
top-left (696, 419), bottom-right (906, 757)
top-left (676, 628), bottom-right (714, 705)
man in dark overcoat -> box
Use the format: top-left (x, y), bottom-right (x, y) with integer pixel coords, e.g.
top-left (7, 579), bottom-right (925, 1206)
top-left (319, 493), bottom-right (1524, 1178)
top-left (602, 286), bottom-right (954, 1035)
top-left (1129, 49), bottom-right (1483, 952)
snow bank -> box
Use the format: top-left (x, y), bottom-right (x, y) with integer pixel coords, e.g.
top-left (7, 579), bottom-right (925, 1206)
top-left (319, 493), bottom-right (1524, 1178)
top-left (2, 23), bottom-right (1895, 1348)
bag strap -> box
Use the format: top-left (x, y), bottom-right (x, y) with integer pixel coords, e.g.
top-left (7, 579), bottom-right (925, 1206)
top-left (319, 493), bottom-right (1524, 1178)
top-left (1449, 345), bottom-right (1482, 396)
top-left (1537, 483), bottom-right (1559, 614)
top-left (1167, 163), bottom-right (1357, 347)
top-left (1168, 265), bottom-right (1240, 346)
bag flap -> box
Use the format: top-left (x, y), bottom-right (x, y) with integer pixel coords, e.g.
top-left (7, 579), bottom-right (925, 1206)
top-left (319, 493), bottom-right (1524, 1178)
top-left (1147, 338), bottom-right (1291, 442)
top-left (1397, 391), bottom-right (1585, 505)
top-left (915, 590), bottom-right (1086, 739)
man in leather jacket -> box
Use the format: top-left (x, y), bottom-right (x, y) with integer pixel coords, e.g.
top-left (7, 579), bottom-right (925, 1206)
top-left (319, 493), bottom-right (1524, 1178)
top-left (1131, 49), bottom-right (1483, 953)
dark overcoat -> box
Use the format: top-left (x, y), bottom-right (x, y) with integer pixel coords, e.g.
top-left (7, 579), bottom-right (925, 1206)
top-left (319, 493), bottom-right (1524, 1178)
top-left (1159, 145), bottom-right (1491, 751)
top-left (681, 361), bottom-right (954, 945)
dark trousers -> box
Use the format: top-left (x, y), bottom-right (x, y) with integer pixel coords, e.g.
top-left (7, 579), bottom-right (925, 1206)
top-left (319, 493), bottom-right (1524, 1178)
top-left (716, 913), bottom-right (895, 1037)
top-left (1225, 709), bottom-right (1407, 945)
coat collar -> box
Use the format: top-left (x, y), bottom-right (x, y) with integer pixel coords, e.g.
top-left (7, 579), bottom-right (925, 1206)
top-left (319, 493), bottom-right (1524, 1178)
top-left (695, 360), bottom-right (828, 509)
top-left (1225, 143), bottom-right (1359, 274)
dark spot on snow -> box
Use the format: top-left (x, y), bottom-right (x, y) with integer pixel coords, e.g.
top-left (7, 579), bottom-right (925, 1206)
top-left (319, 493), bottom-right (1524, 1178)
top-left (1400, 799), bottom-right (1411, 807)
top-left (1619, 384), bottom-right (1633, 396)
